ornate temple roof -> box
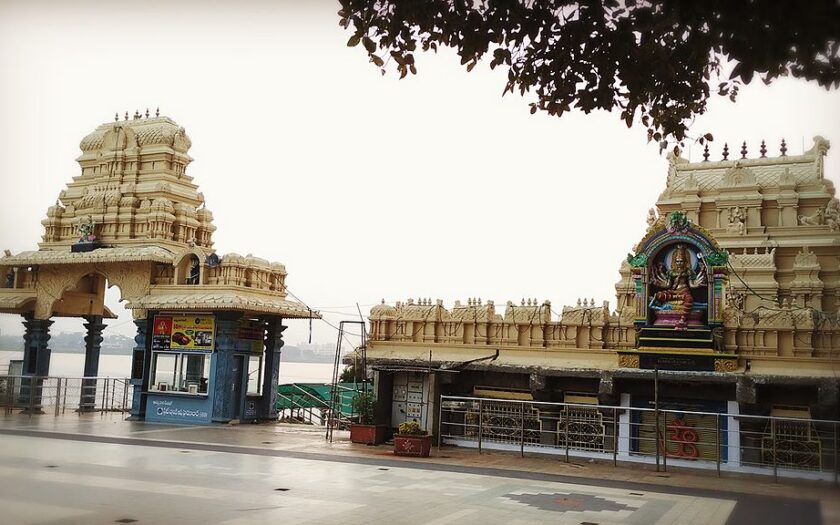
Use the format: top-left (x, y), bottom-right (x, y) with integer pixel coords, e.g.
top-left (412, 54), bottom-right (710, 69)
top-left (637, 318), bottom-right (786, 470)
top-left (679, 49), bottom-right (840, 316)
top-left (661, 136), bottom-right (831, 198)
top-left (127, 289), bottom-right (316, 318)
top-left (2, 112), bottom-right (317, 321)
top-left (0, 246), bottom-right (175, 267)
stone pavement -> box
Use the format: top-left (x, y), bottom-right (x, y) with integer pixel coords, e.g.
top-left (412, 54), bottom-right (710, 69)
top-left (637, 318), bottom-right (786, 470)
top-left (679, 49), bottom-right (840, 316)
top-left (0, 413), bottom-right (837, 524)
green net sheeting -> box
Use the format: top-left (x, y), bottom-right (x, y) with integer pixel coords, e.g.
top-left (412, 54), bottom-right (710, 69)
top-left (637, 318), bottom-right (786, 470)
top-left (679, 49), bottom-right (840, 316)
top-left (275, 382), bottom-right (364, 416)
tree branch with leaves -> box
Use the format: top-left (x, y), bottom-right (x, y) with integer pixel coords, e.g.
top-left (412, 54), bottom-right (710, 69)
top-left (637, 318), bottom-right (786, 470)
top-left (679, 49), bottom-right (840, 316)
top-left (339, 0), bottom-right (840, 152)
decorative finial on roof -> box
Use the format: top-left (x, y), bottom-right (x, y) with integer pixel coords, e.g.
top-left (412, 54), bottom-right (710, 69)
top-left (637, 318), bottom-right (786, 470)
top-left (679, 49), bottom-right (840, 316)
top-left (124, 111), bottom-right (129, 121)
top-left (145, 108), bottom-right (150, 118)
top-left (114, 112), bottom-right (119, 122)
top-left (722, 143), bottom-right (729, 160)
top-left (702, 144), bottom-right (709, 162)
top-left (780, 138), bottom-right (787, 156)
top-left (133, 110), bottom-right (140, 119)
top-left (155, 107), bottom-right (160, 117)
top-left (577, 298), bottom-right (582, 307)
top-left (740, 141), bottom-right (747, 159)
top-left (760, 139), bottom-right (767, 158)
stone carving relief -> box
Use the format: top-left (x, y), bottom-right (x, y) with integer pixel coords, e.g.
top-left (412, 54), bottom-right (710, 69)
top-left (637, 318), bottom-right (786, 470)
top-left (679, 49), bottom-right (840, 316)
top-left (33, 265), bottom-right (91, 319)
top-left (102, 262), bottom-right (152, 303)
top-left (721, 163), bottom-right (757, 187)
top-left (726, 206), bottom-right (746, 235)
top-left (646, 208), bottom-right (658, 231)
top-left (799, 208), bottom-right (824, 226)
top-left (826, 198), bottom-right (840, 232)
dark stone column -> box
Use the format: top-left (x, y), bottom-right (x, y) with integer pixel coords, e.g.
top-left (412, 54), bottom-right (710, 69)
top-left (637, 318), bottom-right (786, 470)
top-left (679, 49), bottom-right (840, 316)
top-left (211, 313), bottom-right (242, 423)
top-left (128, 318), bottom-right (149, 420)
top-left (79, 315), bottom-right (105, 412)
top-left (20, 316), bottom-right (53, 413)
top-left (258, 318), bottom-right (286, 421)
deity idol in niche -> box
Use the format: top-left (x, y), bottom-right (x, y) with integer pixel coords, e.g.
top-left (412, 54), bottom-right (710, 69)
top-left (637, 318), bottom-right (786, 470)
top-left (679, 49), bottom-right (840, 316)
top-left (649, 243), bottom-right (708, 325)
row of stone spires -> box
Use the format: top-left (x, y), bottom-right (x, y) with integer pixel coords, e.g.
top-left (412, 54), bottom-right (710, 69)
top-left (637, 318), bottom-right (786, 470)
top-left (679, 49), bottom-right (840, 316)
top-left (115, 108), bottom-right (160, 121)
top-left (576, 298), bottom-right (597, 307)
top-left (701, 139), bottom-right (789, 161)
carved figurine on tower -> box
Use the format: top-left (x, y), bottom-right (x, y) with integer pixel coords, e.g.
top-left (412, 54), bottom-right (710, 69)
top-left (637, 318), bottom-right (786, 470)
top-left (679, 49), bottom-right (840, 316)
top-left (649, 243), bottom-right (707, 326)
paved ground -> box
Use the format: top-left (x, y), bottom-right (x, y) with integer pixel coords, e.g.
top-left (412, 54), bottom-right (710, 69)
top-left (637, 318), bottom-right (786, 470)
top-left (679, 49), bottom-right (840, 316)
top-left (0, 413), bottom-right (836, 524)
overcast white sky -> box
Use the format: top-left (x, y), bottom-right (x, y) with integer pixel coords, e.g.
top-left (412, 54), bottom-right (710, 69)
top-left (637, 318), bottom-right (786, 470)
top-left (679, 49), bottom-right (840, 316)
top-left (1, 1), bottom-right (839, 351)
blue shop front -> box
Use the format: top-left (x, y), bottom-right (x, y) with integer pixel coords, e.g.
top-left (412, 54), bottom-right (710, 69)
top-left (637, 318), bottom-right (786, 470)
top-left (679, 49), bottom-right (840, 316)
top-left (132, 311), bottom-right (289, 425)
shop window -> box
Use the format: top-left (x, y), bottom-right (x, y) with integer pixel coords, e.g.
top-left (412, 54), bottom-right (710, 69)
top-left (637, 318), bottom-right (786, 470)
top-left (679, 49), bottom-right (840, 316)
top-left (247, 354), bottom-right (263, 395)
top-left (150, 352), bottom-right (210, 394)
top-left (152, 353), bottom-right (177, 391)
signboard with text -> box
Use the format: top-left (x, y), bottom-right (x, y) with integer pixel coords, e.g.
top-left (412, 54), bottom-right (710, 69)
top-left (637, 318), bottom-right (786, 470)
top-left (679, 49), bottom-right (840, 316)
top-left (152, 314), bottom-right (215, 352)
top-left (237, 319), bottom-right (265, 354)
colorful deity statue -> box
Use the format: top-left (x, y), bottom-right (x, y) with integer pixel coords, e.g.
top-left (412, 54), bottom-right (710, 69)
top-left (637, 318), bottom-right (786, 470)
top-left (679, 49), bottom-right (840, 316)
top-left (649, 243), bottom-right (707, 321)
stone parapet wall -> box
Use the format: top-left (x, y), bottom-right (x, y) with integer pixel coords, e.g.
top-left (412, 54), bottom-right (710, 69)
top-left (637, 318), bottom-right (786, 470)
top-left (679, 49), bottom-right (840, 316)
top-left (369, 298), bottom-right (839, 361)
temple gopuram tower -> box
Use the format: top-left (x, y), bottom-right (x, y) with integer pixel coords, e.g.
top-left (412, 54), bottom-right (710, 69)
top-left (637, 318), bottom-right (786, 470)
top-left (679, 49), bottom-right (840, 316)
top-left (1, 111), bottom-right (318, 423)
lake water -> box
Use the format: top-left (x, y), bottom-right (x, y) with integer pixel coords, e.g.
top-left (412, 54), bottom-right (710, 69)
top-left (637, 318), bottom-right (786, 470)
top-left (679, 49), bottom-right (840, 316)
top-left (0, 350), bottom-right (335, 384)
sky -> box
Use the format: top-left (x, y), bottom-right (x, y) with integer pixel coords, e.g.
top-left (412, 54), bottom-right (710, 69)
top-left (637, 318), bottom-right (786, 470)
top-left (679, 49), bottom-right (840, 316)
top-left (1, 0), bottom-right (839, 351)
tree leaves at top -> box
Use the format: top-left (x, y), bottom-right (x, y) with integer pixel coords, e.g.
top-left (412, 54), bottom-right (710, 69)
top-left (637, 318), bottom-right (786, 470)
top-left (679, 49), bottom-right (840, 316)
top-left (338, 0), bottom-right (840, 152)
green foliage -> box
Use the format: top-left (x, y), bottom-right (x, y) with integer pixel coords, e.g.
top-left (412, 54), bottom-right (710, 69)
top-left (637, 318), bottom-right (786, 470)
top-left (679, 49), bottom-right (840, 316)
top-left (351, 391), bottom-right (376, 424)
top-left (338, 364), bottom-right (356, 383)
top-left (626, 253), bottom-right (648, 268)
top-left (397, 419), bottom-right (425, 436)
top-left (666, 211), bottom-right (690, 232)
top-left (706, 250), bottom-right (730, 267)
top-left (338, 1), bottom-right (840, 151)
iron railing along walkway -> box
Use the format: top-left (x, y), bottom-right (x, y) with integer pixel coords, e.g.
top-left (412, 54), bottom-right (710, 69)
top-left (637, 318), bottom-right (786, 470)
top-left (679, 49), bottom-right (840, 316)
top-left (438, 395), bottom-right (840, 483)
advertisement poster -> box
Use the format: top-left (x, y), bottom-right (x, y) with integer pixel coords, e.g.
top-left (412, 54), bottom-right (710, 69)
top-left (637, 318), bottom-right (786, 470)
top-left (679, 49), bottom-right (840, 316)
top-left (237, 319), bottom-right (265, 354)
top-left (152, 314), bottom-right (215, 352)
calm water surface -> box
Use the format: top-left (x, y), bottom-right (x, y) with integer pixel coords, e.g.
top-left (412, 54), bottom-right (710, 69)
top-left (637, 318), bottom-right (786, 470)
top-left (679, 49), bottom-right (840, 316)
top-left (0, 350), bottom-right (334, 384)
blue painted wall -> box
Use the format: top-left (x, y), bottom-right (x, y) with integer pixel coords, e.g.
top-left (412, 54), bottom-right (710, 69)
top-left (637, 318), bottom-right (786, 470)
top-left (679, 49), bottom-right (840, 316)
top-left (146, 394), bottom-right (213, 424)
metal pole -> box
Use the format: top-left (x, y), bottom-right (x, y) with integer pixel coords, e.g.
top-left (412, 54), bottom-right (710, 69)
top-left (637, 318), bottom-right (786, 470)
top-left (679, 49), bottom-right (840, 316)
top-left (101, 378), bottom-right (108, 412)
top-left (613, 406), bottom-right (618, 467)
top-left (478, 399), bottom-right (483, 454)
top-left (833, 422), bottom-right (838, 487)
top-left (662, 411), bottom-right (667, 472)
top-left (28, 376), bottom-right (34, 418)
top-left (110, 380), bottom-right (116, 411)
top-left (565, 404), bottom-right (570, 463)
top-left (716, 412), bottom-right (721, 477)
top-left (54, 378), bottom-right (61, 416)
top-left (654, 367), bottom-right (660, 472)
top-left (4, 377), bottom-right (10, 416)
top-left (437, 395), bottom-right (443, 452)
top-left (771, 418), bottom-right (778, 482)
top-left (520, 402), bottom-right (525, 458)
top-left (62, 379), bottom-right (67, 415)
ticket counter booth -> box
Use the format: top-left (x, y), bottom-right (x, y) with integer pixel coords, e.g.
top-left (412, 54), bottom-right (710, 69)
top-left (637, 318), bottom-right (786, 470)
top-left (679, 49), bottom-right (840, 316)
top-left (133, 310), bottom-right (300, 425)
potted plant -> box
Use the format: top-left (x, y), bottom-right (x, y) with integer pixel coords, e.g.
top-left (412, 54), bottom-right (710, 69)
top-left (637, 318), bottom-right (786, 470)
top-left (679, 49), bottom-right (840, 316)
top-left (349, 391), bottom-right (386, 445)
top-left (393, 419), bottom-right (432, 457)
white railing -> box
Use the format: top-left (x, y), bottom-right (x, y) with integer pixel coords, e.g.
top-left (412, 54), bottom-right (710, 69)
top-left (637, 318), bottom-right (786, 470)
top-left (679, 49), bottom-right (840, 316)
top-left (0, 375), bottom-right (133, 415)
top-left (438, 395), bottom-right (840, 483)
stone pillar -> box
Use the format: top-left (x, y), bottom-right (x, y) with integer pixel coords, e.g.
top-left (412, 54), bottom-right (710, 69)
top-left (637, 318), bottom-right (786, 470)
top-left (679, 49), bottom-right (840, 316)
top-left (128, 318), bottom-right (148, 420)
top-left (259, 317), bottom-right (286, 421)
top-left (79, 315), bottom-right (105, 412)
top-left (211, 313), bottom-right (241, 422)
top-left (20, 316), bottom-right (53, 413)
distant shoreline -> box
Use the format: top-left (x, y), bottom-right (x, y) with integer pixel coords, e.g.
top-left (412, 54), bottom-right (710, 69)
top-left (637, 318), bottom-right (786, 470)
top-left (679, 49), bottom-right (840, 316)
top-left (0, 348), bottom-right (342, 364)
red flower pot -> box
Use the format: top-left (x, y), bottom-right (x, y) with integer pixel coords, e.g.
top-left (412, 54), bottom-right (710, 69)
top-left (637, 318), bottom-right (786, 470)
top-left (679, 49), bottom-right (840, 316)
top-left (393, 434), bottom-right (432, 457)
top-left (350, 423), bottom-right (387, 445)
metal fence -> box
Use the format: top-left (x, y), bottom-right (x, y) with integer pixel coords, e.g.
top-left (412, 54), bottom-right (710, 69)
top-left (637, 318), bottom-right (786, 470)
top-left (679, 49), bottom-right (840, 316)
top-left (438, 395), bottom-right (840, 483)
top-left (0, 375), bottom-right (133, 415)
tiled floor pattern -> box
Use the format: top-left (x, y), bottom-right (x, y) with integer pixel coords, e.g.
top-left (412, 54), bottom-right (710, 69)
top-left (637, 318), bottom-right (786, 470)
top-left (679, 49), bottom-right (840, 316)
top-left (0, 434), bottom-right (735, 525)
